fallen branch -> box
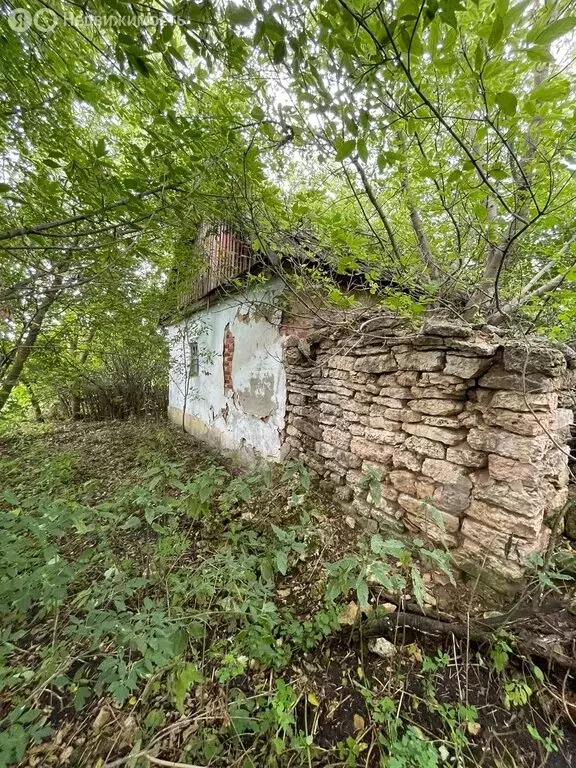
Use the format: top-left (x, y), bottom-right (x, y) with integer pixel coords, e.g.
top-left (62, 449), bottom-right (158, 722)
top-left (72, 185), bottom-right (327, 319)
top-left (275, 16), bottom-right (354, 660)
top-left (357, 611), bottom-right (492, 643)
top-left (148, 756), bottom-right (207, 768)
top-left (356, 611), bottom-right (576, 671)
top-left (368, 587), bottom-right (530, 629)
top-left (103, 750), bottom-right (206, 768)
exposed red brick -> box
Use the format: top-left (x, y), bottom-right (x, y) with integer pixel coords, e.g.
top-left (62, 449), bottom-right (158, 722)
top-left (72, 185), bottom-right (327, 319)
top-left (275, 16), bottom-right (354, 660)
top-left (223, 324), bottom-right (235, 391)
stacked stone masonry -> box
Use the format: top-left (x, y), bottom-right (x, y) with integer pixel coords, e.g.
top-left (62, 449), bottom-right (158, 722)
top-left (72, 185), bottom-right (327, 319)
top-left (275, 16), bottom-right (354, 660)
top-left (282, 315), bottom-right (574, 582)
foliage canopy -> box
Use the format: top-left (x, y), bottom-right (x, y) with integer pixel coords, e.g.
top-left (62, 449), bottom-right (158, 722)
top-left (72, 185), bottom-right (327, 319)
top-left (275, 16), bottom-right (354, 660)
top-left (1, 0), bottom-right (576, 413)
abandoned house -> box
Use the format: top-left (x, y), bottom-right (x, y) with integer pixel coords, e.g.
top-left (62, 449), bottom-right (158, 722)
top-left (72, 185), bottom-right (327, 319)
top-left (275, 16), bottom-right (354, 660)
top-left (167, 223), bottom-right (574, 586)
top-left (167, 223), bottom-right (288, 458)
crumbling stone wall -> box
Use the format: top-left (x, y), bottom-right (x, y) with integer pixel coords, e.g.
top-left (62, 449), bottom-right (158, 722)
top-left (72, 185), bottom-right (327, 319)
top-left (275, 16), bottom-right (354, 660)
top-left (282, 316), bottom-right (573, 583)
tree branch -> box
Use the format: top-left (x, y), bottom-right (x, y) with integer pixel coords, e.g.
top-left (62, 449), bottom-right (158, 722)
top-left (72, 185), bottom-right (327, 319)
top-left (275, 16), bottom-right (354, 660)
top-left (486, 233), bottom-right (576, 324)
top-left (408, 202), bottom-right (440, 282)
top-left (352, 159), bottom-right (403, 262)
top-left (0, 185), bottom-right (180, 243)
top-left (337, 0), bottom-right (523, 220)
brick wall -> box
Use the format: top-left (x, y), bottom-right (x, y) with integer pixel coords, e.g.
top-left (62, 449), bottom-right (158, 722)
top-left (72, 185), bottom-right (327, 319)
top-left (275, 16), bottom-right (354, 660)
top-left (282, 315), bottom-right (573, 584)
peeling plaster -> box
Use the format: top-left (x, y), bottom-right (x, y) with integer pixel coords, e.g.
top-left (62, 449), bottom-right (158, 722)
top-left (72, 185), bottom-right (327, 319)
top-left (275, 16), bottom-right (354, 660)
top-left (236, 373), bottom-right (276, 419)
top-left (167, 279), bottom-right (286, 459)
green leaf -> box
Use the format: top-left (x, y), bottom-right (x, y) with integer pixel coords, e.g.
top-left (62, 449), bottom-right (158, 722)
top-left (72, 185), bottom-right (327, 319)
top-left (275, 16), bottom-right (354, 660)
top-left (368, 478), bottom-right (381, 505)
top-left (261, 17), bottom-right (285, 42)
top-left (273, 39), bottom-right (286, 64)
top-left (528, 17), bottom-right (576, 46)
top-left (144, 710), bottom-right (165, 731)
top-left (374, 538), bottom-right (407, 558)
top-left (275, 549), bottom-right (288, 575)
top-left (161, 24), bottom-right (174, 43)
top-left (490, 166), bottom-right (509, 180)
top-left (397, 0), bottom-right (420, 19)
top-left (368, 562), bottom-right (393, 588)
top-left (109, 682), bottom-right (130, 703)
top-left (94, 138), bottom-right (106, 157)
top-left (411, 566), bottom-right (426, 608)
top-left (531, 77), bottom-right (570, 103)
top-left (344, 116), bottom-right (358, 136)
top-left (251, 105), bottom-right (264, 120)
top-left (170, 663), bottom-right (203, 714)
top-left (167, 45), bottom-right (185, 63)
top-left (73, 686), bottom-right (91, 711)
top-left (131, 55), bottom-right (151, 77)
top-left (260, 558), bottom-right (274, 584)
top-left (2, 489), bottom-right (19, 504)
top-left (259, 122), bottom-right (276, 139)
top-left (377, 150), bottom-right (404, 170)
top-left (271, 523), bottom-right (286, 541)
top-left (236, 482), bottom-right (251, 502)
top-left (359, 109), bottom-right (370, 130)
top-left (421, 548), bottom-right (455, 585)
top-left (0, 183), bottom-right (11, 193)
top-left (226, 5), bottom-right (255, 25)
top-left (121, 515), bottom-right (141, 530)
top-left (488, 16), bottom-right (504, 48)
top-left (439, 4), bottom-right (458, 30)
top-left (474, 42), bottom-right (483, 71)
top-left (356, 576), bottom-right (369, 607)
top-left (503, 0), bottom-right (530, 26)
top-left (526, 45), bottom-right (554, 63)
top-left (495, 91), bottom-right (517, 116)
top-left (335, 139), bottom-right (356, 161)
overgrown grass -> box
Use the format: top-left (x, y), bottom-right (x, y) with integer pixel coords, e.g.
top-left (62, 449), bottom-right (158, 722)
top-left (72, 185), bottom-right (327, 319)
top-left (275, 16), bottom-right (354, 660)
top-left (0, 422), bottom-right (573, 767)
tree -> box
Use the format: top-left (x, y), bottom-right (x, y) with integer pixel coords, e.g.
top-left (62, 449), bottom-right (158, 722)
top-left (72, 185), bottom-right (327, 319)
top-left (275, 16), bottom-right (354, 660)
top-left (2, 0), bottom-right (576, 416)
top-left (0, 1), bottom-right (276, 414)
top-left (229, 0), bottom-right (576, 326)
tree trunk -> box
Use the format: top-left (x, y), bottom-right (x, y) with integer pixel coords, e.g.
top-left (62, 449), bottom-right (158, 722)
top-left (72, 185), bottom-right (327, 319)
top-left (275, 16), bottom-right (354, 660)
top-left (0, 277), bottom-right (62, 415)
top-left (70, 328), bottom-right (96, 420)
top-left (353, 160), bottom-right (403, 263)
top-left (397, 132), bottom-right (440, 282)
top-left (408, 203), bottom-right (439, 282)
top-left (22, 379), bottom-right (44, 422)
top-left (463, 51), bottom-right (551, 321)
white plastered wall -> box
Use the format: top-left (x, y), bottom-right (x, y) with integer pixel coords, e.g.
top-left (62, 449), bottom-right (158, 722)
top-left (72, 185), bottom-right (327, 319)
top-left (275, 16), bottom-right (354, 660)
top-left (167, 279), bottom-right (287, 459)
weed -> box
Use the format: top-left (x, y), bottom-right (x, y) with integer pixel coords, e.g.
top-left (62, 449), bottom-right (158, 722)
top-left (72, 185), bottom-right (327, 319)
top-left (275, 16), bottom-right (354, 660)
top-left (504, 678), bottom-right (533, 708)
top-left (0, 423), bottom-right (572, 767)
top-left (325, 532), bottom-right (454, 612)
